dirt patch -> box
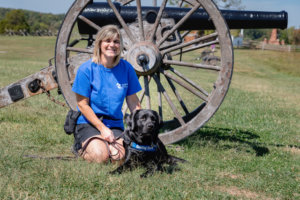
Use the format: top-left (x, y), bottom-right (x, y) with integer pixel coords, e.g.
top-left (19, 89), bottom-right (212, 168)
top-left (218, 172), bottom-right (243, 180)
top-left (215, 186), bottom-right (274, 200)
top-left (0, 51), bottom-right (7, 53)
top-left (283, 147), bottom-right (300, 155)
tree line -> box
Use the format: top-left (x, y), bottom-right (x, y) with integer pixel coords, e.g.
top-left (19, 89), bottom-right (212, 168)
top-left (242, 28), bottom-right (300, 45)
top-left (0, 8), bottom-right (64, 36)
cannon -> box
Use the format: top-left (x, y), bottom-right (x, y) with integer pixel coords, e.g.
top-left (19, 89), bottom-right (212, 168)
top-left (77, 2), bottom-right (287, 34)
top-left (0, 0), bottom-right (288, 144)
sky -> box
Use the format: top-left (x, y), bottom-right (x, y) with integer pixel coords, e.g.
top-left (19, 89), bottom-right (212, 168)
top-left (0, 0), bottom-right (299, 28)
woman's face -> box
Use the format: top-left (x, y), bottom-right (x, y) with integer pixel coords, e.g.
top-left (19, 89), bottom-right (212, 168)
top-left (100, 35), bottom-right (121, 60)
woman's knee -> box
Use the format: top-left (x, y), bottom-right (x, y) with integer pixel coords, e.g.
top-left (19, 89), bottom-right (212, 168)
top-left (82, 138), bottom-right (110, 163)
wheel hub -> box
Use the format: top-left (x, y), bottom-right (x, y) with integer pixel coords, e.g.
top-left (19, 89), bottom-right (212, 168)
top-left (136, 54), bottom-right (149, 67)
top-left (126, 42), bottom-right (162, 76)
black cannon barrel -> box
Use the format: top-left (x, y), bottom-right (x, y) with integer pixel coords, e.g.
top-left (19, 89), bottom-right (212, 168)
top-left (77, 2), bottom-right (288, 35)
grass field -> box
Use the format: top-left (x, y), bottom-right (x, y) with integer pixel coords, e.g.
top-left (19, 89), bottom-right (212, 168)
top-left (0, 36), bottom-right (299, 199)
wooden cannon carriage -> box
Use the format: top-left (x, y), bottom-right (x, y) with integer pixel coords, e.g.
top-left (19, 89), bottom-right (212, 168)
top-left (0, 0), bottom-right (287, 144)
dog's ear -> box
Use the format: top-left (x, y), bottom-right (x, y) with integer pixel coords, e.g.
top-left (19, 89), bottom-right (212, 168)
top-left (129, 109), bottom-right (141, 131)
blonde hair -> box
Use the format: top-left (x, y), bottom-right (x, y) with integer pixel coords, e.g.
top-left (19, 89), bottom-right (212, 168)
top-left (92, 25), bottom-right (123, 66)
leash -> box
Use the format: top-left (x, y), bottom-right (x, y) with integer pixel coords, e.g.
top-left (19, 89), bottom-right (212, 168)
top-left (23, 155), bottom-right (77, 160)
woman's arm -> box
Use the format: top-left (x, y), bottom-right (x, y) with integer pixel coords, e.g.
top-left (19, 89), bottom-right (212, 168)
top-left (76, 93), bottom-right (115, 143)
top-left (126, 93), bottom-right (141, 113)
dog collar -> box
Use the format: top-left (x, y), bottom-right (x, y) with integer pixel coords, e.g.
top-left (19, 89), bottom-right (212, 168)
top-left (131, 142), bottom-right (157, 152)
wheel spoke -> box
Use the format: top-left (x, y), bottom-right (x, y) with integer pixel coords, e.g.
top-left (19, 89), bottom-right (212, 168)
top-left (157, 2), bottom-right (201, 47)
top-left (144, 75), bottom-right (151, 109)
top-left (161, 32), bottom-right (218, 54)
top-left (165, 76), bottom-right (189, 115)
top-left (182, 0), bottom-right (199, 7)
top-left (149, 0), bottom-right (168, 42)
top-left (180, 30), bottom-right (191, 39)
top-left (171, 40), bottom-right (219, 56)
top-left (178, 0), bottom-right (184, 7)
top-left (68, 39), bottom-right (80, 47)
top-left (123, 89), bottom-right (145, 115)
top-left (107, 0), bottom-right (136, 43)
top-left (136, 0), bottom-right (145, 41)
top-left (177, 0), bottom-right (197, 7)
top-left (170, 67), bottom-right (209, 96)
top-left (66, 47), bottom-right (93, 54)
top-left (122, 76), bottom-right (151, 115)
top-left (78, 15), bottom-right (101, 31)
top-left (163, 59), bottom-right (221, 71)
top-left (157, 72), bottom-right (163, 119)
top-left (153, 74), bottom-right (185, 125)
top-left (139, 76), bottom-right (151, 104)
top-left (179, 48), bottom-right (183, 62)
top-left (136, 88), bottom-right (145, 104)
top-left (161, 69), bottom-right (208, 102)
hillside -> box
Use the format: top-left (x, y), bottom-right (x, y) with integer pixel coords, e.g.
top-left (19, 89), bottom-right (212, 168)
top-left (0, 7), bottom-right (64, 35)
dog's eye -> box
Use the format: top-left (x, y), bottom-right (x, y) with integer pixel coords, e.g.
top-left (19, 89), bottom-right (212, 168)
top-left (141, 115), bottom-right (147, 121)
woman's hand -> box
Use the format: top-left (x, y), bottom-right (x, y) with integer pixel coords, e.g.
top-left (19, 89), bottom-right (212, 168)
top-left (99, 126), bottom-right (115, 143)
top-left (76, 93), bottom-right (115, 143)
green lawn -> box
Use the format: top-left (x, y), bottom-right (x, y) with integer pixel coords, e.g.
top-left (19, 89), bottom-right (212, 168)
top-left (0, 36), bottom-right (299, 199)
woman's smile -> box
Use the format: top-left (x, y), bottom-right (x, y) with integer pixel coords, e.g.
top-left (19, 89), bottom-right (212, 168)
top-left (101, 37), bottom-right (120, 58)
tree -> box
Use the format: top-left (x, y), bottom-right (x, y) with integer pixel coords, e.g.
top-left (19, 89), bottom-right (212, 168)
top-left (244, 29), bottom-right (271, 40)
top-left (0, 20), bottom-right (7, 33)
top-left (279, 27), bottom-right (294, 45)
top-left (0, 9), bottom-right (30, 34)
top-left (293, 29), bottom-right (300, 45)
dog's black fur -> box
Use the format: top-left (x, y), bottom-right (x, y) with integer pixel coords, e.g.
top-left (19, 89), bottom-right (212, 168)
top-left (110, 109), bottom-right (186, 177)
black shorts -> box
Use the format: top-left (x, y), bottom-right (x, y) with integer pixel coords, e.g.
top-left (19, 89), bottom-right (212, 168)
top-left (73, 123), bottom-right (124, 151)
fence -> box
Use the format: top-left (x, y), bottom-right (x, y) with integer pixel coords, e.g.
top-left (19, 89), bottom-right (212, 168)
top-left (257, 43), bottom-right (295, 52)
top-left (237, 40), bottom-right (299, 52)
top-left (3, 29), bottom-right (57, 36)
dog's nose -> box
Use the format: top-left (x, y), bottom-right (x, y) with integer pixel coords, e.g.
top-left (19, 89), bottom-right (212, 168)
top-left (147, 124), bottom-right (154, 129)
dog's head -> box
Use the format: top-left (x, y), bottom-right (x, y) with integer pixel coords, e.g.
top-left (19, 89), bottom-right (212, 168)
top-left (126, 109), bottom-right (162, 144)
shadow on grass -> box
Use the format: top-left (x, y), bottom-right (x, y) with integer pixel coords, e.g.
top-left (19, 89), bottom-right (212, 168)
top-left (176, 126), bottom-right (270, 157)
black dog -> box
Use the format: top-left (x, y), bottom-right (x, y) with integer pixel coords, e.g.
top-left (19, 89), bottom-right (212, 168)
top-left (110, 109), bottom-right (186, 177)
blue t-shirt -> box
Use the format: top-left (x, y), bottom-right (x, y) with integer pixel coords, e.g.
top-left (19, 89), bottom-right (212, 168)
top-left (72, 59), bottom-right (142, 130)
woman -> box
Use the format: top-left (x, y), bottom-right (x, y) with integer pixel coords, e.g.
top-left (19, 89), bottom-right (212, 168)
top-left (72, 25), bottom-right (142, 163)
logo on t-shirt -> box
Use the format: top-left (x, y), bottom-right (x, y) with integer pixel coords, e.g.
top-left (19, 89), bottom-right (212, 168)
top-left (116, 83), bottom-right (128, 89)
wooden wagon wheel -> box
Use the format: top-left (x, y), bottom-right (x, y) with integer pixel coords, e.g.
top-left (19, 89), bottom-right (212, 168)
top-left (55, 0), bottom-right (233, 144)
